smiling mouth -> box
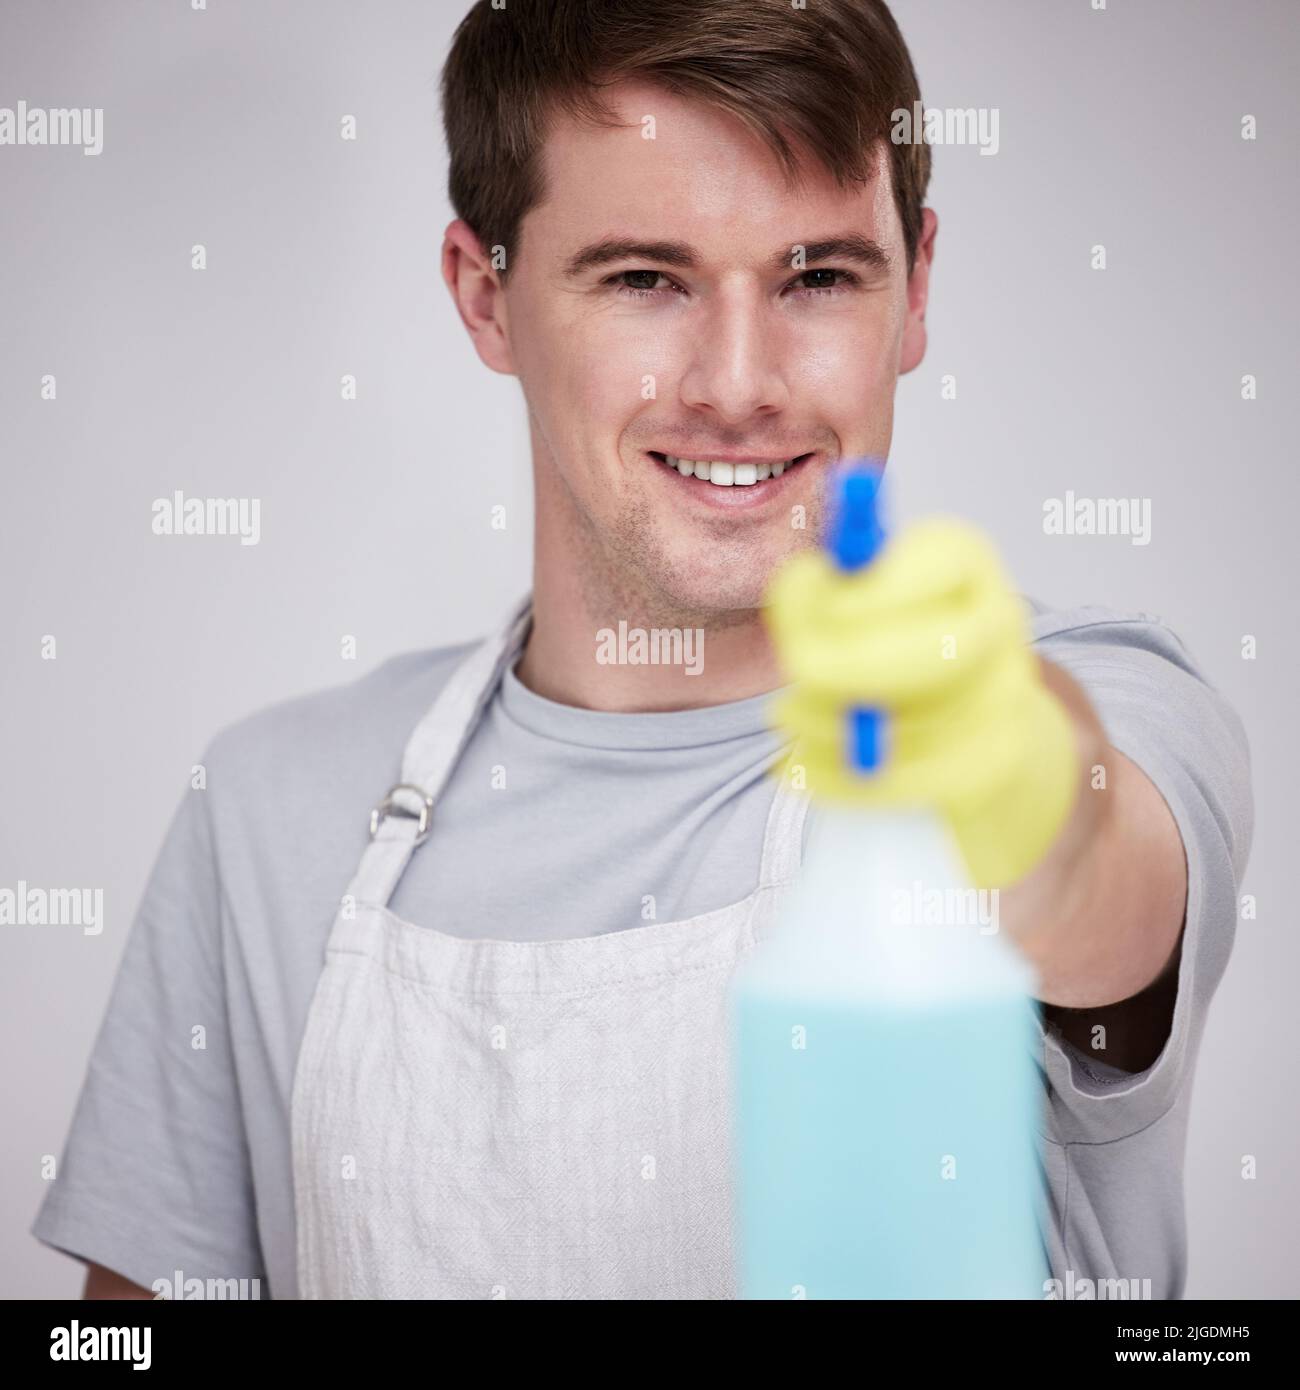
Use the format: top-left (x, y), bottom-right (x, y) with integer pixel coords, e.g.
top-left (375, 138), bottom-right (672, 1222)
top-left (648, 452), bottom-right (815, 487)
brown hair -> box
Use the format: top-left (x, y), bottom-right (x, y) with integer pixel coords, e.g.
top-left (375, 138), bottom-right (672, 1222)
top-left (441, 0), bottom-right (930, 280)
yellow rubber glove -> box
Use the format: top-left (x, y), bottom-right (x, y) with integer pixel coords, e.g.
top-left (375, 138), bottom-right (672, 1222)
top-left (764, 517), bottom-right (1079, 889)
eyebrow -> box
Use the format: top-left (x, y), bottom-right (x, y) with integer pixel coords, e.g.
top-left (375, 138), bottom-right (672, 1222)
top-left (562, 233), bottom-right (892, 278)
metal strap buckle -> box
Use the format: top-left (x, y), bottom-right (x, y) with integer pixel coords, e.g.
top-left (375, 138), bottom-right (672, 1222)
top-left (369, 783), bottom-right (434, 844)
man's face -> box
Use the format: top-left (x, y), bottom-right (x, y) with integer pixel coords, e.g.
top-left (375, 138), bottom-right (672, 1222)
top-left (465, 79), bottom-right (932, 621)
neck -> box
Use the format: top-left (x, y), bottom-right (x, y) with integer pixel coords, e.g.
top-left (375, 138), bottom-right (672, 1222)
top-left (516, 578), bottom-right (785, 714)
top-left (515, 514), bottom-right (786, 716)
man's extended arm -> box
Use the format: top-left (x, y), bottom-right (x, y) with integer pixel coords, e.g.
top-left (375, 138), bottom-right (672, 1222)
top-left (1006, 659), bottom-right (1188, 1072)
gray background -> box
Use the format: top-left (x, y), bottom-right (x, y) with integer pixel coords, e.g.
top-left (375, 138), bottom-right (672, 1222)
top-left (2, 0), bottom-right (1295, 1298)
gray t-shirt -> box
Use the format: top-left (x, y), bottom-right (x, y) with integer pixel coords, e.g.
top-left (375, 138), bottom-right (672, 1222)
top-left (31, 599), bottom-right (1253, 1300)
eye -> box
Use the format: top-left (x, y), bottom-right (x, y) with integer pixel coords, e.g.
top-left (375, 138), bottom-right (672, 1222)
top-left (788, 267), bottom-right (860, 296)
top-left (610, 269), bottom-right (682, 299)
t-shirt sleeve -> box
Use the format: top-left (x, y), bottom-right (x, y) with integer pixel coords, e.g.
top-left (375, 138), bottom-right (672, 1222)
top-left (30, 768), bottom-right (265, 1293)
top-left (1027, 606), bottom-right (1254, 1145)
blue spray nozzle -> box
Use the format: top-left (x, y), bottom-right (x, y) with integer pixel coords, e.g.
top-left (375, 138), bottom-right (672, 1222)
top-left (824, 461), bottom-right (887, 772)
top-left (828, 465), bottom-right (886, 573)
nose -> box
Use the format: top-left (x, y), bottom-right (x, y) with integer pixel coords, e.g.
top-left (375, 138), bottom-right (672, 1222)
top-left (678, 283), bottom-right (790, 425)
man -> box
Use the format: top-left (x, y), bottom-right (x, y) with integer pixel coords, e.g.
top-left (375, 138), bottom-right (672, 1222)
top-left (35, 0), bottom-right (1251, 1300)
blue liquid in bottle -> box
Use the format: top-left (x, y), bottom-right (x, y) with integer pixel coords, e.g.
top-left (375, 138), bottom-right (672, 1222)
top-left (729, 463), bottom-right (1049, 1299)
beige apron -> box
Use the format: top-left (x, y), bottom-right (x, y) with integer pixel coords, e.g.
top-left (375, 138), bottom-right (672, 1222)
top-left (291, 595), bottom-right (809, 1298)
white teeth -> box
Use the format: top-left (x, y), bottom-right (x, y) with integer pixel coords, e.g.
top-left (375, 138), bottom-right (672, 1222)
top-left (661, 454), bottom-right (801, 486)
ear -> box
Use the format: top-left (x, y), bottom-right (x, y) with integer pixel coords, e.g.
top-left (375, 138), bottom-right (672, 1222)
top-left (441, 220), bottom-right (517, 376)
top-left (898, 207), bottom-right (938, 376)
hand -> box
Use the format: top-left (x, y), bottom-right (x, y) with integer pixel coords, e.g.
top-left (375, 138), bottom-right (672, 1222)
top-left (763, 517), bottom-right (1082, 889)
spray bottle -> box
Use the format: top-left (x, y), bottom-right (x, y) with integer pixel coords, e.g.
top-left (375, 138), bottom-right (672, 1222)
top-left (729, 462), bottom-right (1049, 1299)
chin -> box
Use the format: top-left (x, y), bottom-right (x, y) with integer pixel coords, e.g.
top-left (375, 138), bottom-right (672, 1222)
top-left (645, 558), bottom-right (780, 622)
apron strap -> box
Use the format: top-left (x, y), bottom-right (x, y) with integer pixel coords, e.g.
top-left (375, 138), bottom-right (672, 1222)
top-left (347, 594), bottom-right (532, 908)
top-left (757, 765), bottom-right (811, 888)
top-left (399, 597), bottom-right (534, 799)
